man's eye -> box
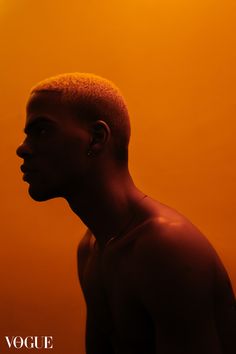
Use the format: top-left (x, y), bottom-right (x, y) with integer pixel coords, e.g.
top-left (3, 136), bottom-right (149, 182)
top-left (34, 126), bottom-right (49, 136)
top-left (38, 128), bottom-right (47, 135)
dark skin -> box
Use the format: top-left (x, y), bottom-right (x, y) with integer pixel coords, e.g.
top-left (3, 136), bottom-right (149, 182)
top-left (17, 91), bottom-right (236, 354)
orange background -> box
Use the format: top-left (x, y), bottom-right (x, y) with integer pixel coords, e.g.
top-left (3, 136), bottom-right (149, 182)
top-left (0, 1), bottom-right (235, 353)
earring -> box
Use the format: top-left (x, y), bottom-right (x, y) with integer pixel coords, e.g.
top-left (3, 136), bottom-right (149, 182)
top-left (87, 150), bottom-right (92, 156)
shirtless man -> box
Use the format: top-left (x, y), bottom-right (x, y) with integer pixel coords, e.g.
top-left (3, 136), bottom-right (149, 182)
top-left (17, 73), bottom-right (236, 354)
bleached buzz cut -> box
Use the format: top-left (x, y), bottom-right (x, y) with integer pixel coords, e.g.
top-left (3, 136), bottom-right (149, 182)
top-left (31, 73), bottom-right (131, 162)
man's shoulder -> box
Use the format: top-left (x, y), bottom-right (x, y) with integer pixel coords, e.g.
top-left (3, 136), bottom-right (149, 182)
top-left (77, 228), bottom-right (94, 283)
top-left (129, 200), bottom-right (219, 286)
top-left (134, 199), bottom-right (215, 259)
top-left (77, 228), bottom-right (93, 255)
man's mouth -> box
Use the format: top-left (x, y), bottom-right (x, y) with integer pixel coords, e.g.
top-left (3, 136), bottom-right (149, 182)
top-left (22, 172), bottom-right (31, 182)
top-left (20, 165), bottom-right (36, 182)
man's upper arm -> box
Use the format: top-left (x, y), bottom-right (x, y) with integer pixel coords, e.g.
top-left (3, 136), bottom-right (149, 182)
top-left (134, 221), bottom-right (223, 353)
top-left (85, 308), bottom-right (115, 354)
top-left (77, 230), bottom-right (115, 354)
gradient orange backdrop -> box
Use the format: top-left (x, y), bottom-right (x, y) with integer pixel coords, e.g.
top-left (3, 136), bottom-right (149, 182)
top-left (0, 1), bottom-right (235, 353)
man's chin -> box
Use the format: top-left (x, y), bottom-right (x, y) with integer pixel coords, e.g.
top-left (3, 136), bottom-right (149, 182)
top-left (28, 185), bottom-right (60, 202)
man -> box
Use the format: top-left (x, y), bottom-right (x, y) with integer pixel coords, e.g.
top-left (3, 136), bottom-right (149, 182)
top-left (17, 73), bottom-right (236, 354)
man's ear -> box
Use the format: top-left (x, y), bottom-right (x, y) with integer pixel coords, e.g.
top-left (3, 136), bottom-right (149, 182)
top-left (88, 120), bottom-right (111, 154)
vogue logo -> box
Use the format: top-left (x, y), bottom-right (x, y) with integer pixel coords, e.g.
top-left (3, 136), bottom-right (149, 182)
top-left (5, 336), bottom-right (53, 349)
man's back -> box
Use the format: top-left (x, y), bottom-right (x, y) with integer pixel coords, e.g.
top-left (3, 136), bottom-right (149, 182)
top-left (77, 197), bottom-right (236, 354)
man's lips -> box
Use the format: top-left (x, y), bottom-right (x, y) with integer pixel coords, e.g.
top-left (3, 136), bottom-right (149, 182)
top-left (20, 165), bottom-right (26, 173)
top-left (20, 164), bottom-right (35, 173)
top-left (20, 165), bottom-right (37, 181)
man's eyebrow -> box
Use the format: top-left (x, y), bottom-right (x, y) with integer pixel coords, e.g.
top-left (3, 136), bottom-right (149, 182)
top-left (24, 117), bottom-right (56, 134)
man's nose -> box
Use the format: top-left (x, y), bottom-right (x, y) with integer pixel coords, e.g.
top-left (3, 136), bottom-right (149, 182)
top-left (16, 140), bottom-right (33, 159)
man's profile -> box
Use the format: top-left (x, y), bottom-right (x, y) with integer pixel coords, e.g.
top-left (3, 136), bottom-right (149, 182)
top-left (17, 73), bottom-right (236, 354)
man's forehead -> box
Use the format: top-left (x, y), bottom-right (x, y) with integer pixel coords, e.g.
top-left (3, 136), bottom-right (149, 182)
top-left (27, 91), bottom-right (62, 112)
top-left (26, 91), bottom-right (71, 123)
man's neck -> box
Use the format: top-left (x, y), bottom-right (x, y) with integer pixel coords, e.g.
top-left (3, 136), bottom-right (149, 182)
top-left (65, 169), bottom-right (145, 248)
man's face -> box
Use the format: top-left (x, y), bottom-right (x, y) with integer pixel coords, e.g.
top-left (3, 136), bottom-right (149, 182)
top-left (16, 91), bottom-right (91, 201)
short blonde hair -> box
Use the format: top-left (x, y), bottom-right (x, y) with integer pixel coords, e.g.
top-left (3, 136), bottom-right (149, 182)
top-left (31, 73), bottom-right (131, 162)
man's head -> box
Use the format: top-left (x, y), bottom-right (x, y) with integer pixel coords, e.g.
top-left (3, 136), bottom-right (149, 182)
top-left (16, 73), bottom-right (131, 201)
